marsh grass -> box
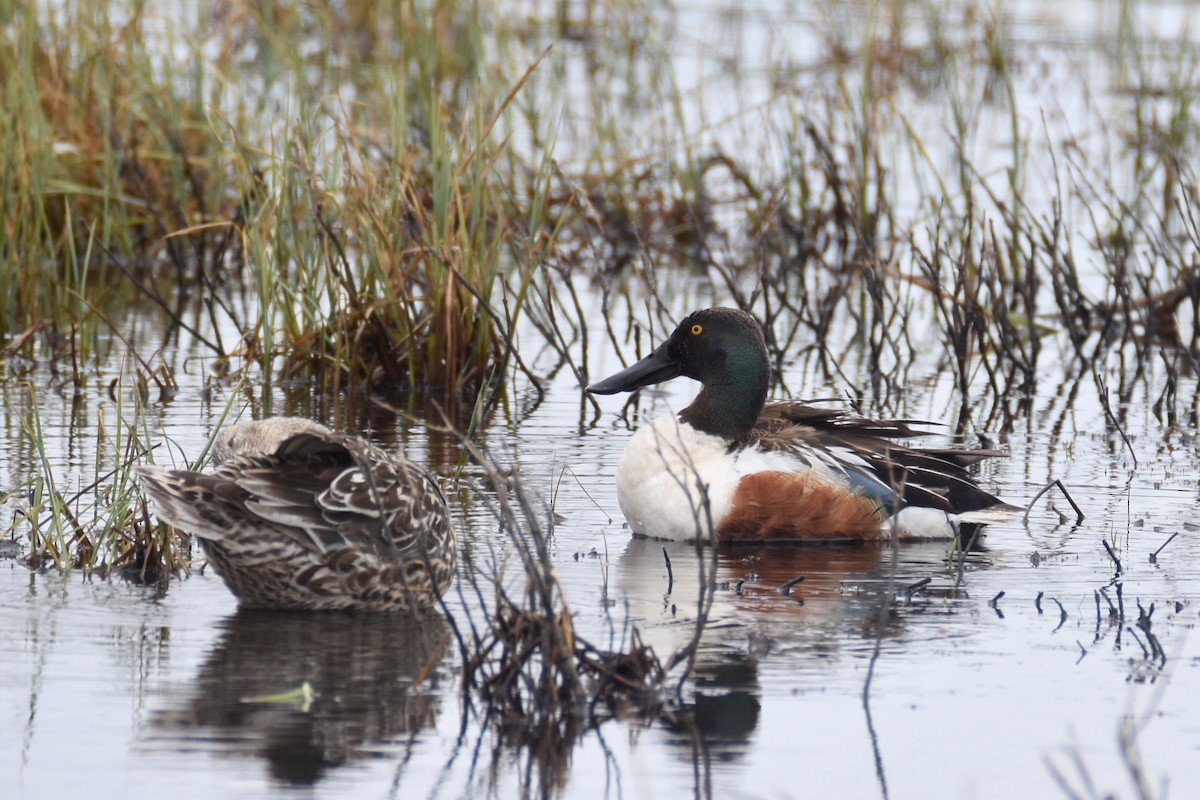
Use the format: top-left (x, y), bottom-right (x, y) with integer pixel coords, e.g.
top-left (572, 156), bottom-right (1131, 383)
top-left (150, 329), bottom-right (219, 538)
top-left (444, 439), bottom-right (667, 796)
top-left (2, 2), bottom-right (563, 410)
top-left (4, 378), bottom-right (186, 581)
top-left (1, 3), bottom-right (232, 346)
top-left (6, 0), bottom-right (1199, 424)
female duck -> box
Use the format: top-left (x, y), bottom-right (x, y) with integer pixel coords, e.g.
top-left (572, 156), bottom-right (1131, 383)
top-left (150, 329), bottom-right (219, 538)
top-left (134, 418), bottom-right (455, 611)
top-left (587, 307), bottom-right (1013, 542)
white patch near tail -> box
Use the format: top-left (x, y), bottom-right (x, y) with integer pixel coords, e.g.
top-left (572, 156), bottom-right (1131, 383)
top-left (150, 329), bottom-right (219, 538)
top-left (884, 503), bottom-right (1019, 540)
top-left (883, 506), bottom-right (955, 540)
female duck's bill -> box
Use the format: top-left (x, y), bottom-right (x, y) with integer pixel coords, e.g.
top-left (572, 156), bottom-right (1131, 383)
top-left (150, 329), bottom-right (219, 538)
top-left (134, 418), bottom-right (455, 612)
top-left (587, 307), bottom-right (1014, 544)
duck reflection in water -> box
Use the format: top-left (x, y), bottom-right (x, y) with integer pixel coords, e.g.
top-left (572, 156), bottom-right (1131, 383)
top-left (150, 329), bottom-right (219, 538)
top-left (666, 645), bottom-right (762, 759)
top-left (150, 610), bottom-right (448, 786)
top-left (616, 535), bottom-right (989, 773)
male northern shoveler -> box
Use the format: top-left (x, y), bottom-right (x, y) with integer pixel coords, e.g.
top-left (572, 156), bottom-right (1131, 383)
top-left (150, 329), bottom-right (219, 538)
top-left (586, 307), bottom-right (1015, 543)
top-left (134, 418), bottom-right (455, 611)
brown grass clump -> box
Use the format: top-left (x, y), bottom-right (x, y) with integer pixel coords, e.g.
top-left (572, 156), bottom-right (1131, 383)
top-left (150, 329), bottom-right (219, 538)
top-left (445, 440), bottom-right (667, 794)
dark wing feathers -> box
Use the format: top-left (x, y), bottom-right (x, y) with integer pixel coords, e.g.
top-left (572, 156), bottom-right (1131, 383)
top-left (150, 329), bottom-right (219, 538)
top-left (751, 401), bottom-right (1006, 514)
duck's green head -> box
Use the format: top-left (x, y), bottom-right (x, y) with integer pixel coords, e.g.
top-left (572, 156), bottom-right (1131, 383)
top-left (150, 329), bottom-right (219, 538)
top-left (587, 307), bottom-right (770, 440)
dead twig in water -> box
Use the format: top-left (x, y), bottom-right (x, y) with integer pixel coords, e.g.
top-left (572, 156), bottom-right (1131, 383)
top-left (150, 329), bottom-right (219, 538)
top-left (1023, 479), bottom-right (1085, 524)
top-left (1126, 626), bottom-right (1150, 660)
top-left (954, 525), bottom-right (985, 588)
top-left (861, 512), bottom-right (901, 800)
top-left (1102, 540), bottom-right (1123, 574)
top-left (663, 486), bottom-right (719, 701)
top-left (662, 547), bottom-right (674, 595)
top-left (1150, 532), bottom-right (1178, 564)
top-left (779, 575), bottom-right (805, 595)
top-left (1136, 602), bottom-right (1165, 665)
top-left (1049, 597), bottom-right (1068, 632)
top-left (1096, 373), bottom-right (1138, 469)
top-left (1098, 587), bottom-right (1120, 621)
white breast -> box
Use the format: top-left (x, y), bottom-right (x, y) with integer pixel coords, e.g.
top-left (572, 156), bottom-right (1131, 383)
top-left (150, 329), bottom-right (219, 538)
top-left (614, 415), bottom-right (811, 541)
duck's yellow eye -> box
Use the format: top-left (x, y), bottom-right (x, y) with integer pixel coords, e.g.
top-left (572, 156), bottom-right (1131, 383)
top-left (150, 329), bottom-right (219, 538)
top-left (691, 324), bottom-right (703, 335)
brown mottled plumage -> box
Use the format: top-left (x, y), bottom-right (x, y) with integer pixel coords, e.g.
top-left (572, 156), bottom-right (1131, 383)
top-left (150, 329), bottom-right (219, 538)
top-left (134, 419), bottom-right (455, 611)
